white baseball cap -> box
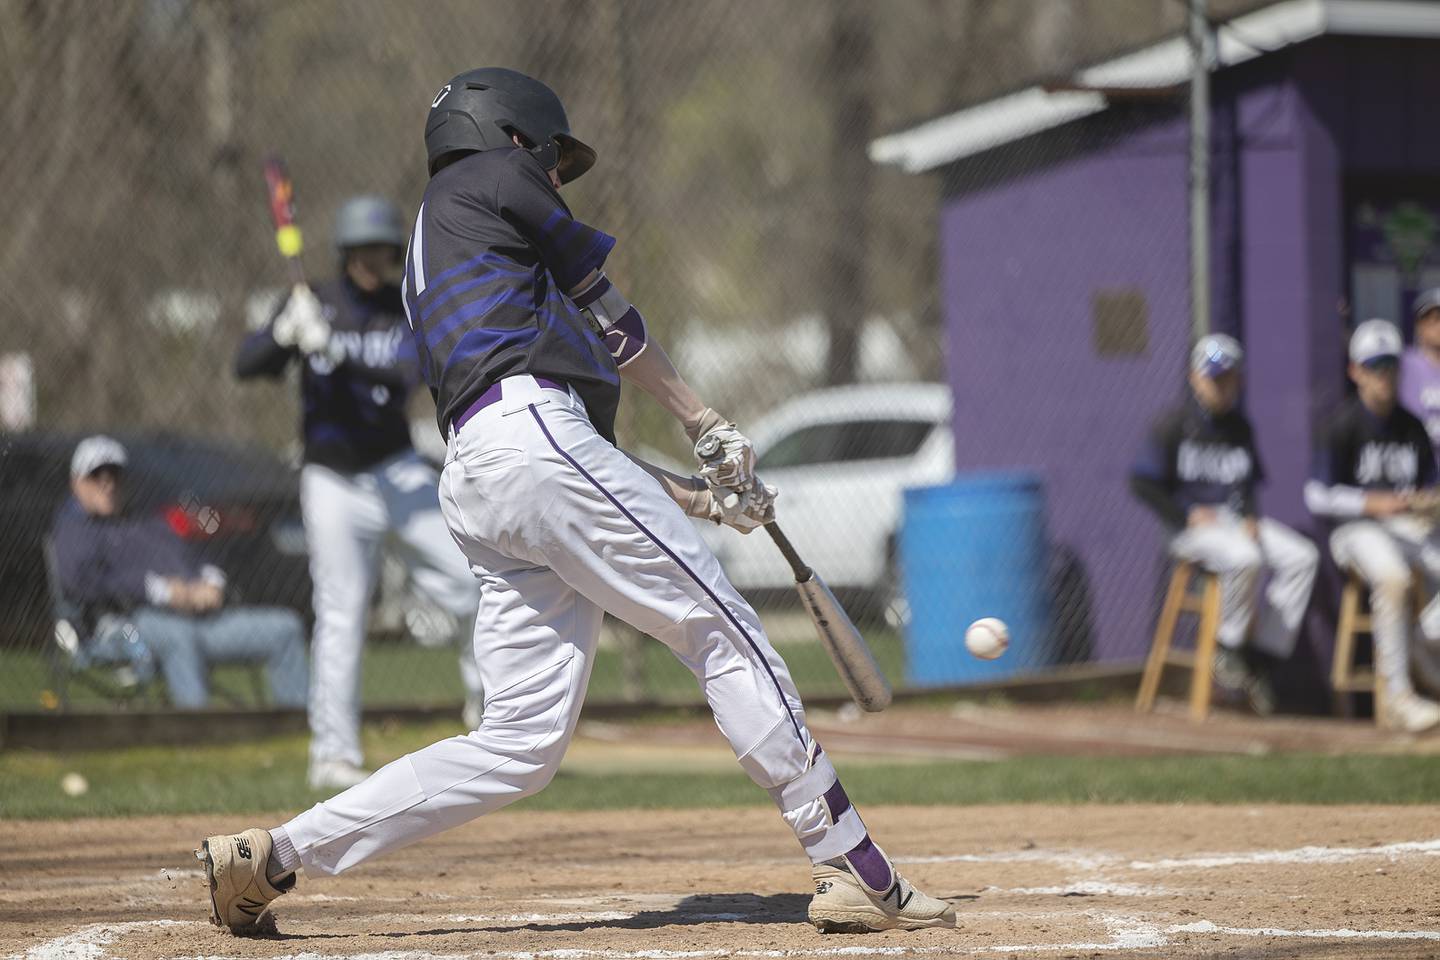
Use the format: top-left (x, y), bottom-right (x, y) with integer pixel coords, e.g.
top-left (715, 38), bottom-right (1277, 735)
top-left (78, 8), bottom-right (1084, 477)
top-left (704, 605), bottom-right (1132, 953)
top-left (1349, 319), bottom-right (1403, 366)
top-left (1190, 334), bottom-right (1244, 377)
top-left (70, 435), bottom-right (128, 478)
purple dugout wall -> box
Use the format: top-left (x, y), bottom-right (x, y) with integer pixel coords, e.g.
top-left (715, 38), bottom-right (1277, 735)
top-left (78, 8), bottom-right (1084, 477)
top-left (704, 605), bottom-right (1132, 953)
top-left (936, 37), bottom-right (1440, 674)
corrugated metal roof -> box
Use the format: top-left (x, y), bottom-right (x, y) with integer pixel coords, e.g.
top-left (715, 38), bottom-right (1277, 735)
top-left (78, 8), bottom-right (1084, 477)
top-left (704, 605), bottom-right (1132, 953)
top-left (870, 0), bottom-right (1440, 174)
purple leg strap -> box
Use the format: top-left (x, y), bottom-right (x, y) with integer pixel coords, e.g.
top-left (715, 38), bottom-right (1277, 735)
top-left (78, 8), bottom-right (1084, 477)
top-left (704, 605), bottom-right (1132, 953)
top-left (823, 781), bottom-right (851, 821)
top-left (845, 835), bottom-right (894, 892)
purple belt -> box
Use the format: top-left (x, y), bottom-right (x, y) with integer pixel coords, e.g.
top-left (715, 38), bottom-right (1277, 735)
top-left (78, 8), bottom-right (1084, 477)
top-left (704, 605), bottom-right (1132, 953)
top-left (452, 377), bottom-right (567, 434)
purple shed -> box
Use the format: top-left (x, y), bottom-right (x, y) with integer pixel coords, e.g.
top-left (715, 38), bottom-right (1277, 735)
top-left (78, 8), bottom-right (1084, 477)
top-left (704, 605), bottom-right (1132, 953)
top-left (871, 0), bottom-right (1440, 688)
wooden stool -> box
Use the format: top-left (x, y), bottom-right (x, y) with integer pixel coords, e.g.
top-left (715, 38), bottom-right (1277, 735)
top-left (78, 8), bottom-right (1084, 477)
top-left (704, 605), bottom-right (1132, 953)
top-left (1332, 569), bottom-right (1425, 721)
top-left (1136, 561), bottom-right (1222, 722)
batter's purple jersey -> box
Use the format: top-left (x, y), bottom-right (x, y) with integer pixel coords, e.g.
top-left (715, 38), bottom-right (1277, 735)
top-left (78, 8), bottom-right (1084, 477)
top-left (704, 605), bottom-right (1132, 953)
top-left (1399, 347), bottom-right (1440, 452)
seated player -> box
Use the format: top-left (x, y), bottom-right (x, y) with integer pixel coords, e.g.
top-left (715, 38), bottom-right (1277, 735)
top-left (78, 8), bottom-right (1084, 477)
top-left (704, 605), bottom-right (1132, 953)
top-left (50, 435), bottom-right (308, 709)
top-left (1307, 319), bottom-right (1440, 732)
top-left (1400, 287), bottom-right (1440, 448)
top-left (1130, 334), bottom-right (1319, 712)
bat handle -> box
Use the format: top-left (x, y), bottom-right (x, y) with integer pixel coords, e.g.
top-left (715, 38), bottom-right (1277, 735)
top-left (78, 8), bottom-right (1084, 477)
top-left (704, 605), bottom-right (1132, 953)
top-left (764, 521), bottom-right (813, 584)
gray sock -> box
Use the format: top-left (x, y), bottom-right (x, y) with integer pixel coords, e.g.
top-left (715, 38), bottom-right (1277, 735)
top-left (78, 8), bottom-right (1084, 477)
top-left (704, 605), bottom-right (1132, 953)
top-left (267, 827), bottom-right (301, 883)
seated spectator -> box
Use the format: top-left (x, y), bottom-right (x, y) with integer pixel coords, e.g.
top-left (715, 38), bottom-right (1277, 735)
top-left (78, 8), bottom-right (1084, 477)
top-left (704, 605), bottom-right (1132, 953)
top-left (1131, 334), bottom-right (1319, 713)
top-left (1400, 287), bottom-right (1440, 448)
top-left (1306, 319), bottom-right (1440, 733)
top-left (50, 435), bottom-right (309, 709)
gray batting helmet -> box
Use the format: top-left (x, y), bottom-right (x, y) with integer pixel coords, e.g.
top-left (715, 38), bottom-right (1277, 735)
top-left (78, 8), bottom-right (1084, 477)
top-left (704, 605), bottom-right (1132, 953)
top-left (332, 195), bottom-right (407, 250)
top-left (424, 68), bottom-right (596, 183)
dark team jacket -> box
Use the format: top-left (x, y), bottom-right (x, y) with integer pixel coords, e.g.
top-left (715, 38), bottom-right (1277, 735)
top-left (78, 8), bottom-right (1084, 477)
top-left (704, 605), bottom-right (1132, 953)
top-left (50, 498), bottom-right (208, 625)
top-left (235, 276), bottom-right (416, 474)
top-left (1129, 399), bottom-right (1263, 530)
top-left (1311, 397), bottom-right (1438, 493)
top-left (401, 147), bottom-right (621, 442)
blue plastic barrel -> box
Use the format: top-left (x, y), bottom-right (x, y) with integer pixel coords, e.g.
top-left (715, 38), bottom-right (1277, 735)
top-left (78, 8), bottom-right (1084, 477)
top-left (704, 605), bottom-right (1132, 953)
top-left (900, 472), bottom-right (1054, 686)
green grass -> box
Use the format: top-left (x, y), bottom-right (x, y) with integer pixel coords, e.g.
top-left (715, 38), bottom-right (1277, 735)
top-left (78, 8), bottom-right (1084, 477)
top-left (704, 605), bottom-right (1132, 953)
top-left (0, 626), bottom-right (906, 711)
top-left (3, 717), bottom-right (1439, 818)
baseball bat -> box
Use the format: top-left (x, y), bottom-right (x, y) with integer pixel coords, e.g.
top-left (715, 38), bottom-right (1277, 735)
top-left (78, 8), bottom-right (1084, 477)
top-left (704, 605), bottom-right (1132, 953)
top-left (262, 154), bottom-right (307, 286)
top-left (763, 520), bottom-right (893, 712)
top-left (696, 435), bottom-right (892, 712)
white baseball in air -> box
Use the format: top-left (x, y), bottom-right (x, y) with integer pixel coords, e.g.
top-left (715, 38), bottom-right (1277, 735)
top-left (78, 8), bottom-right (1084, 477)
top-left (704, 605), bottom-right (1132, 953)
top-left (964, 617), bottom-right (1009, 660)
top-left (60, 772), bottom-right (89, 797)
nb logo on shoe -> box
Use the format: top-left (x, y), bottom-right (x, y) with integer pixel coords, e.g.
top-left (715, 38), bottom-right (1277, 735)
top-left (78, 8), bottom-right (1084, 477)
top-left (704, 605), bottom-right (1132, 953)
top-left (882, 882), bottom-right (914, 910)
top-left (815, 881), bottom-right (832, 894)
top-left (235, 838), bottom-right (253, 860)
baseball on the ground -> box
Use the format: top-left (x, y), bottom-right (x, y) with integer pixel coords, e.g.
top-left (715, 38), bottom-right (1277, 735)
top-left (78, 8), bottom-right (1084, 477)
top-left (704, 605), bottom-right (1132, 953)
top-left (964, 617), bottom-right (1009, 660)
top-left (60, 772), bottom-right (89, 797)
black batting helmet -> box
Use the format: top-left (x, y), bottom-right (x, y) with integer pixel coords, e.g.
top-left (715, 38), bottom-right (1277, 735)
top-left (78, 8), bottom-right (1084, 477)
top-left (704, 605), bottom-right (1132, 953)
top-left (424, 68), bottom-right (596, 183)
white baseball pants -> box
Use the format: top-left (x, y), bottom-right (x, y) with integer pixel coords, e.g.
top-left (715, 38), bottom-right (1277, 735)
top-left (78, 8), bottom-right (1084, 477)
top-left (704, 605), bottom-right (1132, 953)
top-left (1168, 514), bottom-right (1318, 657)
top-left (284, 377), bottom-right (879, 885)
top-left (1330, 517), bottom-right (1440, 698)
top-left (301, 450), bottom-right (482, 768)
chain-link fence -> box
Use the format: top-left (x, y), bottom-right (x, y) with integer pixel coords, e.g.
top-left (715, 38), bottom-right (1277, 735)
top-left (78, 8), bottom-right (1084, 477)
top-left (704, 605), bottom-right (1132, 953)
top-left (0, 0), bottom-right (1276, 715)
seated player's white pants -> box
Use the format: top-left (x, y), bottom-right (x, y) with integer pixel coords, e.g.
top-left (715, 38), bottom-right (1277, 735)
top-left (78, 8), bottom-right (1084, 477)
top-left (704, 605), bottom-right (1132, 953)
top-left (284, 377), bottom-right (873, 880)
top-left (301, 450), bottom-right (483, 768)
top-left (1330, 517), bottom-right (1440, 698)
top-left (1168, 514), bottom-right (1318, 657)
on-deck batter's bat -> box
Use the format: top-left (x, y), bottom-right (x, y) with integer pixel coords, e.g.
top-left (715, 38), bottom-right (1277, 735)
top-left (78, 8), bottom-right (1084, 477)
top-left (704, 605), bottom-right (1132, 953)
top-left (697, 434), bottom-right (892, 712)
top-left (262, 154), bottom-right (307, 286)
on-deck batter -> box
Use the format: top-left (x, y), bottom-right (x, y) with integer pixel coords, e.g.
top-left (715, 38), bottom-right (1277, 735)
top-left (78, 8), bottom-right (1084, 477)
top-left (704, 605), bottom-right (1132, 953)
top-left (235, 196), bottom-right (484, 790)
top-left (200, 68), bottom-right (954, 936)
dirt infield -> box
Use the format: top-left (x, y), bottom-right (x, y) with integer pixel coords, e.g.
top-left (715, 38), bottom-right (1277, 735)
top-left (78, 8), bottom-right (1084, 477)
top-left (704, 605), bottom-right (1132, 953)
top-left (5, 805), bottom-right (1440, 959)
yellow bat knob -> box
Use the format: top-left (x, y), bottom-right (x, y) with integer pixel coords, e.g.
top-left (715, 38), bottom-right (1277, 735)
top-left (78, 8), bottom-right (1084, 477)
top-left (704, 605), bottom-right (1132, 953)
top-left (275, 224), bottom-right (303, 259)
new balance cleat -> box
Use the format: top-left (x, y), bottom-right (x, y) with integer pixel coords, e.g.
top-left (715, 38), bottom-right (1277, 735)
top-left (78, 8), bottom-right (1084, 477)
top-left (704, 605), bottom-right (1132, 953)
top-left (196, 828), bottom-right (293, 935)
top-left (809, 843), bottom-right (955, 933)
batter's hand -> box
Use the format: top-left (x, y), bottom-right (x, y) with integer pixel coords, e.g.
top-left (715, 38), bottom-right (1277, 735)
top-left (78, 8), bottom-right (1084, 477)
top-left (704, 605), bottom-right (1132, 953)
top-left (706, 481), bottom-right (778, 534)
top-left (272, 283), bottom-right (331, 355)
top-left (688, 408), bottom-right (757, 492)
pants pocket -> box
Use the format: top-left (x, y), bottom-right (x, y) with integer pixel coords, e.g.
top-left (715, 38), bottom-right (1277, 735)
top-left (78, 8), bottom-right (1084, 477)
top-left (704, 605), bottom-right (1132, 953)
top-left (458, 446), bottom-right (526, 480)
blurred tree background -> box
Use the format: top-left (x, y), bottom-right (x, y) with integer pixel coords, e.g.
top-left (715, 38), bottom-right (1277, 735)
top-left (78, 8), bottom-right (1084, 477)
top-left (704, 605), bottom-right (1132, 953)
top-left (0, 0), bottom-right (1273, 459)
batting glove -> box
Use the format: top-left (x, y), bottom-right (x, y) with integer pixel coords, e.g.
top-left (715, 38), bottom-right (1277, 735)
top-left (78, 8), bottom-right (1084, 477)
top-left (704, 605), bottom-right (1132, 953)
top-left (272, 283), bottom-right (332, 355)
top-left (688, 408), bottom-right (757, 492)
top-left (705, 481), bottom-right (778, 534)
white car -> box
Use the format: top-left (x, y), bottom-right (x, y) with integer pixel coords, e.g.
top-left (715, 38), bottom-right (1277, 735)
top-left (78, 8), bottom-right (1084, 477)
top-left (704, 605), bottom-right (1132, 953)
top-left (703, 382), bottom-right (954, 616)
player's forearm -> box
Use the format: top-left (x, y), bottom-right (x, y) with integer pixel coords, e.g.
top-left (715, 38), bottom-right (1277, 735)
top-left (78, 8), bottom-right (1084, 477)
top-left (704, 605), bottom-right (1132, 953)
top-left (1128, 473), bottom-right (1185, 529)
top-left (617, 337), bottom-right (708, 433)
top-left (566, 270), bottom-right (708, 432)
top-left (624, 451), bottom-right (710, 516)
top-left (234, 328), bottom-right (293, 380)
top-left (1303, 479), bottom-right (1367, 518)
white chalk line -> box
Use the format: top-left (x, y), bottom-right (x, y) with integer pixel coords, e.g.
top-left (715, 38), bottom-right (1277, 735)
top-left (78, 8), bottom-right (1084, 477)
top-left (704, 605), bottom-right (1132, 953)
top-left (900, 835), bottom-right (1440, 872)
top-left (1128, 837), bottom-right (1440, 870)
top-left (1171, 919), bottom-right (1440, 941)
top-left (5, 920), bottom-right (190, 960)
top-left (15, 912), bottom-right (1440, 960)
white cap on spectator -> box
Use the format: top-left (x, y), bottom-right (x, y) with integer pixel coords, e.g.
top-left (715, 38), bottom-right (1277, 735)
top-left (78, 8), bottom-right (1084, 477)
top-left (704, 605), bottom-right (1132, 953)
top-left (1190, 334), bottom-right (1244, 377)
top-left (1349, 319), bottom-right (1403, 365)
top-left (70, 435), bottom-right (128, 478)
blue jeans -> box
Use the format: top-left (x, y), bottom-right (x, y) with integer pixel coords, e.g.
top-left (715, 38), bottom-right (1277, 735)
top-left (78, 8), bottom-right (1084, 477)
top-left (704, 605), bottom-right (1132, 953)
top-left (94, 606), bottom-right (309, 708)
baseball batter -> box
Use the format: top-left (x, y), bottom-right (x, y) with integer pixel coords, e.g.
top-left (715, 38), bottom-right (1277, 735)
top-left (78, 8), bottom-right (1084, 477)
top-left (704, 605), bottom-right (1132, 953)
top-left (201, 68), bottom-right (954, 935)
top-left (235, 196), bottom-right (483, 790)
